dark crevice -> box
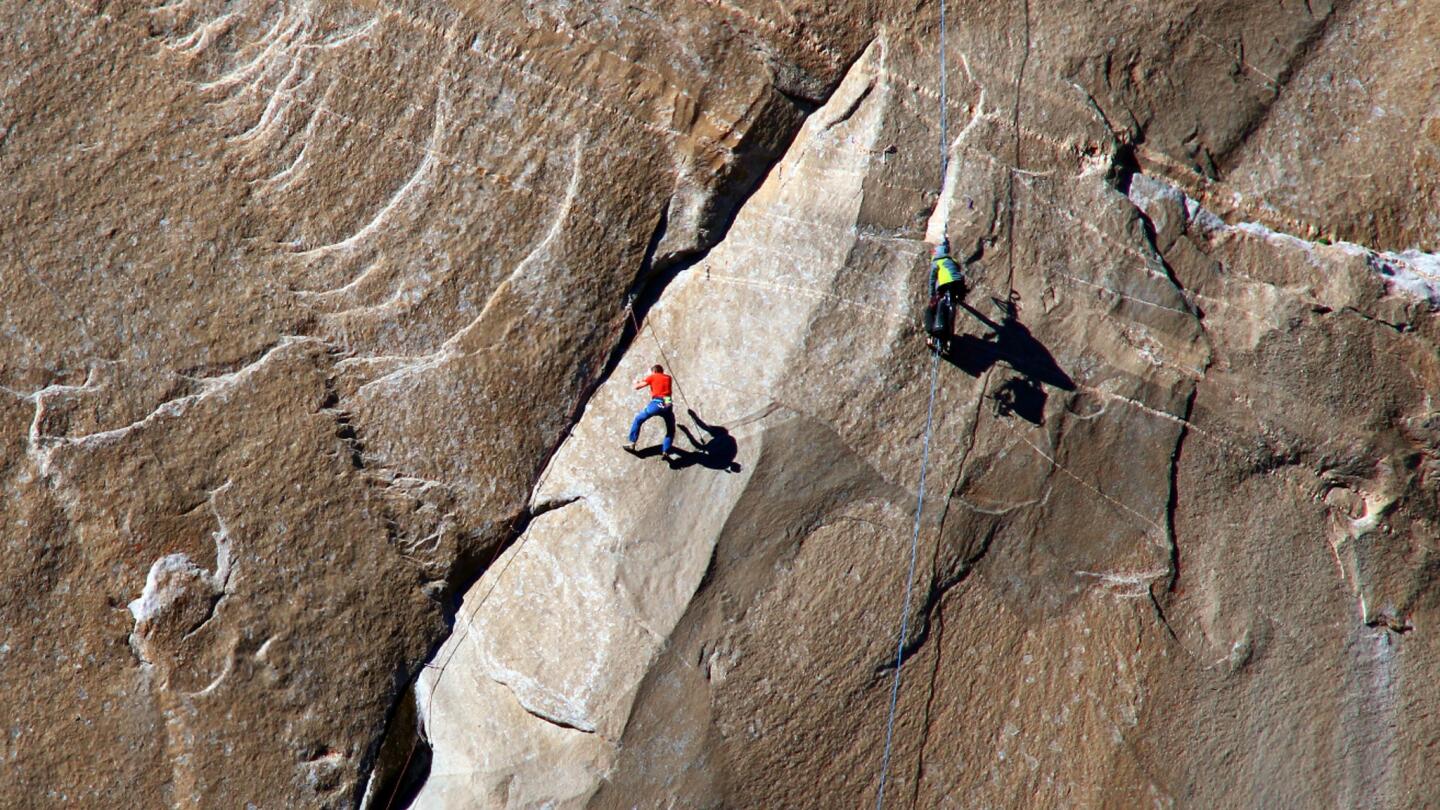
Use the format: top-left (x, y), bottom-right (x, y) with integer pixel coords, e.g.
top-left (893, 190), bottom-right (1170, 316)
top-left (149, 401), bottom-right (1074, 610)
top-left (1341, 305), bottom-right (1409, 334)
top-left (368, 45), bottom-right (875, 808)
top-left (1108, 147), bottom-right (1210, 325)
top-left (820, 79), bottom-right (874, 131)
top-left (620, 207), bottom-right (698, 344)
top-left (605, 38), bottom-right (877, 391)
top-left (906, 444), bottom-right (998, 800)
top-left (1109, 139), bottom-right (1141, 196)
top-left (1366, 615), bottom-right (1415, 635)
top-left (371, 494), bottom-right (583, 810)
top-left (529, 495), bottom-right (584, 520)
top-left (1163, 387), bottom-right (1197, 593)
top-left (908, 594), bottom-right (947, 808)
top-left (963, 235), bottom-right (991, 267)
top-left (615, 55), bottom-right (878, 396)
top-left (1133, 204), bottom-right (1185, 298)
top-left (179, 590), bottom-right (226, 642)
top-left (774, 83), bottom-right (824, 114)
top-left (333, 418), bottom-right (366, 470)
top-left (1148, 585), bottom-right (1181, 643)
top-left (869, 351), bottom-right (1000, 685)
top-left (636, 53), bottom-right (865, 277)
top-left (873, 522), bottom-right (1000, 677)
top-left (358, 679), bottom-right (430, 810)
top-left (1209, 0), bottom-right (1348, 170)
top-left (320, 364), bottom-right (368, 471)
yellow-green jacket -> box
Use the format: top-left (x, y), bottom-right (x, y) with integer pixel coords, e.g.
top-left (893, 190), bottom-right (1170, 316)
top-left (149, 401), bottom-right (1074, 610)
top-left (934, 254), bottom-right (961, 288)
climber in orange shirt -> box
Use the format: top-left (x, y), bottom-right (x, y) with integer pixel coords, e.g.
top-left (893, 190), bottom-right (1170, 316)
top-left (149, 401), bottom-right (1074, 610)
top-left (625, 364), bottom-right (675, 457)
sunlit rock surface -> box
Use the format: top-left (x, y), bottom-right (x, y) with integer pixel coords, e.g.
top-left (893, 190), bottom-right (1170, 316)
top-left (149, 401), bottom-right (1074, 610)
top-left (3, 0), bottom-right (1437, 807)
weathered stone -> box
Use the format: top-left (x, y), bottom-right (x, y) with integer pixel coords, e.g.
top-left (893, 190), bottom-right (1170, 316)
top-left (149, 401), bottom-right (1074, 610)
top-left (4, 0), bottom-right (1438, 808)
top-left (422, 2), bottom-right (1439, 807)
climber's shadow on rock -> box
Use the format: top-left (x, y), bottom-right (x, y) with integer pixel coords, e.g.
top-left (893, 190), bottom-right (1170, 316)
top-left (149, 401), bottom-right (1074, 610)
top-left (671, 409), bottom-right (742, 473)
top-left (941, 295), bottom-right (1075, 426)
top-left (625, 445), bottom-right (667, 459)
top-left (992, 375), bottom-right (1046, 425)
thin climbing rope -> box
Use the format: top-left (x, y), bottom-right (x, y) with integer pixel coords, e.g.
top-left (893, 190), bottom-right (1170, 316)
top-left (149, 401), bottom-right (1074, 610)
top-left (875, 349), bottom-right (942, 809)
top-left (875, 0), bottom-right (947, 805)
top-left (627, 299), bottom-right (694, 410)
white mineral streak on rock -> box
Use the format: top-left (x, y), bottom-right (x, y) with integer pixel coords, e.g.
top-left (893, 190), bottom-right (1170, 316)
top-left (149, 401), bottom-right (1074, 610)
top-left (1181, 195), bottom-right (1230, 235)
top-left (1368, 250), bottom-right (1440, 308)
top-left (1339, 626), bottom-right (1400, 806)
top-left (128, 554), bottom-right (213, 628)
top-left (296, 84), bottom-right (448, 258)
top-left (1134, 172), bottom-right (1440, 311)
top-left (1125, 173), bottom-right (1185, 219)
top-left (926, 52), bottom-right (987, 244)
top-left (413, 40), bottom-right (894, 809)
top-left (1237, 220), bottom-right (1440, 309)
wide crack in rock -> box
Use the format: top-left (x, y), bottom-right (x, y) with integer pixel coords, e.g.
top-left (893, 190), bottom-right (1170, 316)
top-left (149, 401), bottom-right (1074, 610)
top-left (405, 38), bottom-right (899, 807)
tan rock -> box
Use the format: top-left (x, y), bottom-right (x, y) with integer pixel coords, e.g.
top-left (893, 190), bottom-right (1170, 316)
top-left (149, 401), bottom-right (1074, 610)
top-left (3, 1), bottom-right (1438, 808)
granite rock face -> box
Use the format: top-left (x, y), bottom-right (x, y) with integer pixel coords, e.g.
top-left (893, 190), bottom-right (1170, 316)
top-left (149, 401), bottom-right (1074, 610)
top-left (3, 1), bottom-right (1438, 808)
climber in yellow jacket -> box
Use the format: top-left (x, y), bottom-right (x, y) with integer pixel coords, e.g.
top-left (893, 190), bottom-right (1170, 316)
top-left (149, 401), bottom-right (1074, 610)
top-left (923, 238), bottom-right (965, 353)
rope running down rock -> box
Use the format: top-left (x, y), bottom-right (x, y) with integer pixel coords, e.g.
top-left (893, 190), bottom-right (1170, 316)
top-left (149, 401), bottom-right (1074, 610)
top-left (875, 0), bottom-right (948, 805)
top-left (627, 296), bottom-right (694, 411)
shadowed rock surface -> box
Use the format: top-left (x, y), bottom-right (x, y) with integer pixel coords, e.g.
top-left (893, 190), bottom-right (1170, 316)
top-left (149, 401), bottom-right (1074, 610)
top-left (3, 1), bottom-right (1437, 807)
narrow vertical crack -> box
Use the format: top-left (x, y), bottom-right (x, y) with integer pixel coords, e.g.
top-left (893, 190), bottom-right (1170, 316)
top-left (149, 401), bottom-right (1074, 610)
top-left (1148, 587), bottom-right (1181, 644)
top-left (873, 523), bottom-right (1000, 677)
top-left (1163, 387), bottom-right (1196, 593)
top-left (908, 593), bottom-right (948, 808)
top-left (1148, 385), bottom-right (1197, 647)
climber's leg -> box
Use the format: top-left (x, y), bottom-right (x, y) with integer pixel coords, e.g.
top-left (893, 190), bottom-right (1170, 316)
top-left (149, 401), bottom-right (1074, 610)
top-left (660, 406), bottom-right (675, 454)
top-left (628, 400), bottom-right (668, 450)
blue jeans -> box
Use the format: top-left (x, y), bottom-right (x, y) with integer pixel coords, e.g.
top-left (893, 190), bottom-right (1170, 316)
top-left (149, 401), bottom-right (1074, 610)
top-left (629, 399), bottom-right (674, 452)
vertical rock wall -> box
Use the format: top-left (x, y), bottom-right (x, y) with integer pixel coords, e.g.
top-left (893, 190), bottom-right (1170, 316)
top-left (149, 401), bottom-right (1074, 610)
top-left (423, 1), bottom-right (1440, 808)
top-left (3, 0), bottom-right (1437, 807)
top-left (1, 0), bottom-right (868, 804)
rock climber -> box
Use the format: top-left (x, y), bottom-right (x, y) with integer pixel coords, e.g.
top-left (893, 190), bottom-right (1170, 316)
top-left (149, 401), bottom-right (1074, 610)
top-left (924, 238), bottom-right (965, 353)
top-left (625, 364), bottom-right (675, 458)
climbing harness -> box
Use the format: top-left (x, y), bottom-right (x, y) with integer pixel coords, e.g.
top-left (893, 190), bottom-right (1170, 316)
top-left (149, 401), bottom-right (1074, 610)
top-left (874, 0), bottom-right (948, 806)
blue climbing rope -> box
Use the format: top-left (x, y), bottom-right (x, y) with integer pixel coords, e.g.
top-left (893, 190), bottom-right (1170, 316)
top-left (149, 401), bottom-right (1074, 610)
top-left (875, 0), bottom-right (947, 806)
top-left (875, 349), bottom-right (941, 809)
